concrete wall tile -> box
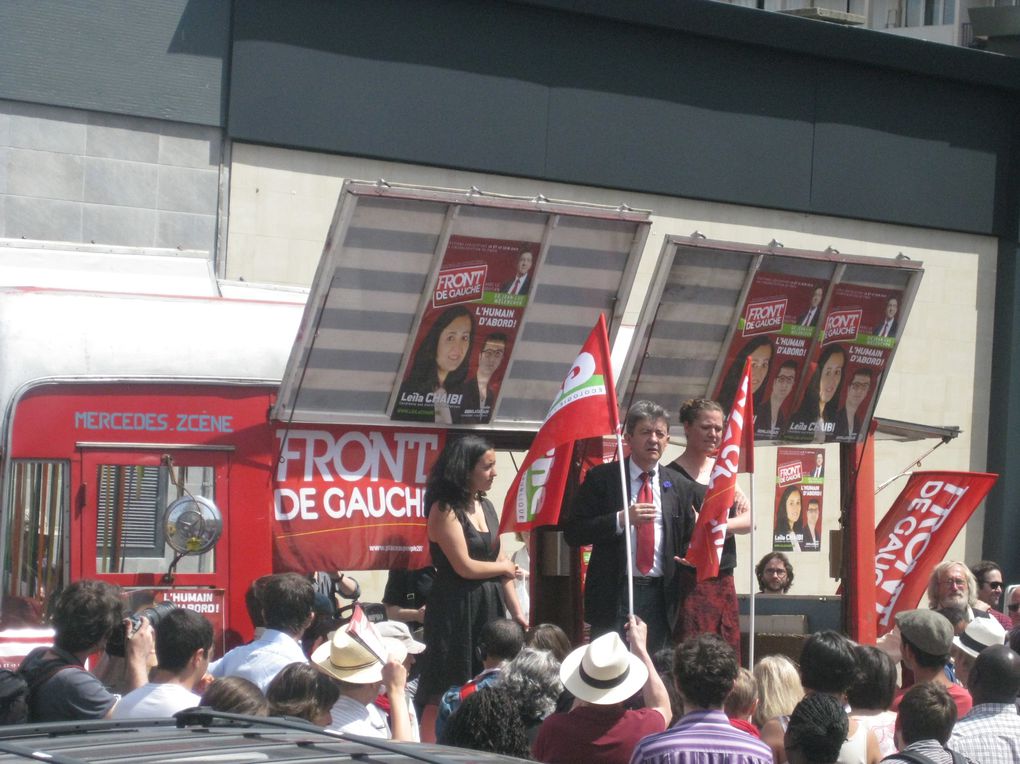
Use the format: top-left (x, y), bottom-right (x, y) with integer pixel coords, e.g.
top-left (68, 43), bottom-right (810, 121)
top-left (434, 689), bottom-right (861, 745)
top-left (6, 149), bottom-right (84, 201)
top-left (4, 195), bottom-right (82, 241)
top-left (84, 157), bottom-right (158, 208)
top-left (83, 204), bottom-right (157, 247)
top-left (157, 165), bottom-right (219, 214)
top-left (0, 196), bottom-right (5, 237)
top-left (156, 211), bottom-right (215, 253)
top-left (158, 126), bottom-right (219, 169)
top-left (0, 147), bottom-right (7, 194)
top-left (9, 111), bottom-right (86, 154)
top-left (0, 112), bottom-right (9, 146)
top-left (86, 119), bottom-right (159, 163)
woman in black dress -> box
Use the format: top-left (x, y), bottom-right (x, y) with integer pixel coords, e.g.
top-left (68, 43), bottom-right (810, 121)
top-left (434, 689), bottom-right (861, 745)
top-left (419, 436), bottom-right (525, 702)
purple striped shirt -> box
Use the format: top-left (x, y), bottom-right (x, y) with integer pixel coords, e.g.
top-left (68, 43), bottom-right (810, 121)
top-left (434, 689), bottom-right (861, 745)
top-left (630, 709), bottom-right (774, 764)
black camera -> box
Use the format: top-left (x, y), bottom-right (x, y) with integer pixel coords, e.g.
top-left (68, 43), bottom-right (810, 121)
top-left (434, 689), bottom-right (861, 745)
top-left (106, 601), bottom-right (178, 656)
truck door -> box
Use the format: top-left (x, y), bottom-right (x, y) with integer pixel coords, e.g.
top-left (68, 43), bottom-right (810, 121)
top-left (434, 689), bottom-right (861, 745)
top-left (77, 448), bottom-right (231, 649)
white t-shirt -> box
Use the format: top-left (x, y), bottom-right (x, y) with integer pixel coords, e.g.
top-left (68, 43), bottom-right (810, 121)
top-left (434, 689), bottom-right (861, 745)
top-left (328, 695), bottom-right (390, 739)
top-left (112, 682), bottom-right (201, 719)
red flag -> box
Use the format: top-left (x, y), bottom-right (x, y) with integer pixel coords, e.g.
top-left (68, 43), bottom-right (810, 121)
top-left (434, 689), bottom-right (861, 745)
top-left (346, 602), bottom-right (387, 662)
top-left (686, 358), bottom-right (753, 581)
top-left (873, 470), bottom-right (997, 634)
top-left (500, 315), bottom-right (620, 533)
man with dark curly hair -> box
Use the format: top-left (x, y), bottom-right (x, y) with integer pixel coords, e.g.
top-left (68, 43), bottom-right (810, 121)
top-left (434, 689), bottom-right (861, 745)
top-left (19, 580), bottom-right (154, 721)
top-left (756, 552), bottom-right (794, 594)
top-left (630, 634), bottom-right (771, 763)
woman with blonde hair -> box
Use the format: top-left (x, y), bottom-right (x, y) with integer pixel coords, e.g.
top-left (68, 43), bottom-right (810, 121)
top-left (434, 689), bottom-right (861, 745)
top-left (753, 654), bottom-right (804, 728)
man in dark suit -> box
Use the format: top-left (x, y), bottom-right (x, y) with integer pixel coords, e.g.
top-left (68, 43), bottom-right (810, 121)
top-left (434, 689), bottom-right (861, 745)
top-left (875, 296), bottom-right (899, 337)
top-left (799, 287), bottom-right (824, 327)
top-left (501, 249), bottom-right (534, 296)
top-left (563, 400), bottom-right (696, 652)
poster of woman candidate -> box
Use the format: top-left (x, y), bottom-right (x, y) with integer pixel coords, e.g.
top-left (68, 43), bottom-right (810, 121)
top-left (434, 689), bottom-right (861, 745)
top-left (773, 447), bottom-right (824, 553)
top-left (390, 235), bottom-right (540, 425)
top-left (712, 272), bottom-right (828, 441)
top-left (784, 283), bottom-right (900, 443)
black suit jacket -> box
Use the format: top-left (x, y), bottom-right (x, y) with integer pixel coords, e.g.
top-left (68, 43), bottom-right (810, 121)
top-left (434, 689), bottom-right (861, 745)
top-left (501, 274), bottom-right (531, 295)
top-left (563, 459), bottom-right (696, 633)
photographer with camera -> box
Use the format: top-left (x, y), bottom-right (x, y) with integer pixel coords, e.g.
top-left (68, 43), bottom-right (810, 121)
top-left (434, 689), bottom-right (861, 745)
top-left (113, 607), bottom-right (213, 718)
top-left (19, 580), bottom-right (154, 722)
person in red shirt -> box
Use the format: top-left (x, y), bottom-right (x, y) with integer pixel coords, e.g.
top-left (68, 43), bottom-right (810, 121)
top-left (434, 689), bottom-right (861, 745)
top-left (724, 668), bottom-right (760, 738)
top-left (533, 616), bottom-right (668, 764)
top-left (891, 609), bottom-right (972, 719)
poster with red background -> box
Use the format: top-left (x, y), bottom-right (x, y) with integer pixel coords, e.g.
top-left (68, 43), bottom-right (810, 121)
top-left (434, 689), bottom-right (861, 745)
top-left (772, 447), bottom-right (825, 552)
top-left (712, 272), bottom-right (827, 441)
top-left (391, 235), bottom-right (540, 424)
top-left (272, 426), bottom-right (444, 571)
top-left (784, 284), bottom-right (901, 443)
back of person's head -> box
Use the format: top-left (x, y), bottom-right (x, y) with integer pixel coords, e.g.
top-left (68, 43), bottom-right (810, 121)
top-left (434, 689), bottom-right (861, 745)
top-left (968, 644), bottom-right (1020, 705)
top-left (799, 630), bottom-right (857, 694)
top-left (266, 662), bottom-right (339, 725)
top-left (261, 573), bottom-right (315, 634)
top-left (245, 575), bottom-right (273, 629)
top-left (753, 654), bottom-right (804, 726)
top-left (653, 647), bottom-right (684, 724)
top-left (935, 605), bottom-right (968, 635)
top-left (156, 607), bottom-right (214, 673)
top-left (525, 623), bottom-right (572, 663)
top-left (498, 647), bottom-right (563, 722)
top-left (52, 580), bottom-right (125, 653)
top-left (479, 617), bottom-right (525, 663)
top-left (846, 644), bottom-right (897, 712)
top-left (442, 685), bottom-right (531, 758)
top-left (784, 693), bottom-right (848, 764)
top-left (723, 667), bottom-right (757, 720)
top-left (201, 676), bottom-right (269, 716)
top-left (897, 681), bottom-right (956, 745)
top-left (673, 634), bottom-right (739, 710)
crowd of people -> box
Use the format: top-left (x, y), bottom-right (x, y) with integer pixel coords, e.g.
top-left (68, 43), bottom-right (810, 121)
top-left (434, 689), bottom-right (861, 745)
top-left (5, 398), bottom-right (1020, 764)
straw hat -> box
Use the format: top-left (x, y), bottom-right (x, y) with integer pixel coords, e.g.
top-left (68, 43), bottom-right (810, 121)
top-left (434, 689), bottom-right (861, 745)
top-left (953, 616), bottom-right (1007, 658)
top-left (311, 628), bottom-right (407, 684)
top-left (559, 631), bottom-right (648, 705)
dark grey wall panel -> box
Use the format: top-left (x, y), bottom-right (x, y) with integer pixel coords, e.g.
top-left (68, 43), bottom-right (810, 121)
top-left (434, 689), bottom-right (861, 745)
top-left (229, 0), bottom-right (1018, 238)
top-left (0, 0), bottom-right (229, 126)
top-left (811, 65), bottom-right (1008, 234)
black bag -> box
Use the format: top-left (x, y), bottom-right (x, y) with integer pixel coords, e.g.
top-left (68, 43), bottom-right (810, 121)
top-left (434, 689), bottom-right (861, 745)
top-left (0, 669), bottom-right (29, 724)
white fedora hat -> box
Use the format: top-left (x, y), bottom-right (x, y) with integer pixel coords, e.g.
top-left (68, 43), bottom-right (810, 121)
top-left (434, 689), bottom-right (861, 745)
top-left (374, 620), bottom-right (426, 655)
top-left (311, 628), bottom-right (407, 684)
top-left (560, 631), bottom-right (648, 705)
top-left (953, 616), bottom-right (1006, 658)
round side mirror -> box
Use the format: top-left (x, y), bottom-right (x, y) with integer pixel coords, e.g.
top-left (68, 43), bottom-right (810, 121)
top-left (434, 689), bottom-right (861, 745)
top-left (163, 495), bottom-right (223, 556)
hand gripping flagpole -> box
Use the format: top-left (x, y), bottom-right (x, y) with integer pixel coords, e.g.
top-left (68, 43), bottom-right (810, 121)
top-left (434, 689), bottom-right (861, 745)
top-left (614, 425), bottom-right (634, 619)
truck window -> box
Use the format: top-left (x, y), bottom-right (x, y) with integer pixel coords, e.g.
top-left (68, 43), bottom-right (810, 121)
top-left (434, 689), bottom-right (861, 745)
top-left (96, 464), bottom-right (216, 575)
top-left (3, 460), bottom-right (67, 626)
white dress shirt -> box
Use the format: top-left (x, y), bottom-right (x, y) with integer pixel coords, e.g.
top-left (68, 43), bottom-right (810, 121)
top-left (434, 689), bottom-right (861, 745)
top-left (208, 628), bottom-right (306, 692)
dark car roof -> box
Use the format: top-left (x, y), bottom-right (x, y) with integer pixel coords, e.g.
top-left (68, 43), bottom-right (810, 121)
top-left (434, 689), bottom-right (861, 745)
top-left (0, 710), bottom-right (529, 763)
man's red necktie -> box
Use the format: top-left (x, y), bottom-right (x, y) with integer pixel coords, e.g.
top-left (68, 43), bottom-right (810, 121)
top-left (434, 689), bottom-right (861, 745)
top-left (636, 471), bottom-right (655, 575)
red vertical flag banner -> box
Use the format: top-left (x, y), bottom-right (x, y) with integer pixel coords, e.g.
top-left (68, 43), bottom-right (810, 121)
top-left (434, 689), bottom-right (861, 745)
top-left (499, 315), bottom-right (620, 533)
top-left (873, 470), bottom-right (997, 633)
top-left (686, 358), bottom-right (754, 581)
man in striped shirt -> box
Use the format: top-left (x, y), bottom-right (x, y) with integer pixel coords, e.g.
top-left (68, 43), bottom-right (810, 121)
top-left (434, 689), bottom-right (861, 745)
top-left (629, 634), bottom-right (772, 764)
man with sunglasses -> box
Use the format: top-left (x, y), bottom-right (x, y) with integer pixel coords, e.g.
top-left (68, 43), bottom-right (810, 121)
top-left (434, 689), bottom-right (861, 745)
top-left (970, 560), bottom-right (1013, 630)
top-left (1006, 586), bottom-right (1020, 628)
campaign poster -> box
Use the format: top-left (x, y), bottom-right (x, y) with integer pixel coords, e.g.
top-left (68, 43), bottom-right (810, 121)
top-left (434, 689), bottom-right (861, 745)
top-left (773, 447), bottom-right (824, 553)
top-left (391, 235), bottom-right (540, 424)
top-left (712, 272), bottom-right (827, 440)
top-left (783, 284), bottom-right (900, 443)
top-left (271, 426), bottom-right (444, 571)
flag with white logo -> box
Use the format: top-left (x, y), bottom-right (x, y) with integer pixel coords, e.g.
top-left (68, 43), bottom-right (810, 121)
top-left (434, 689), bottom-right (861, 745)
top-left (499, 315), bottom-right (619, 532)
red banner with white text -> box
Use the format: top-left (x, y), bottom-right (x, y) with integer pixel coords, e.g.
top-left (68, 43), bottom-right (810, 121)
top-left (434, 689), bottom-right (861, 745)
top-left (874, 470), bottom-right (997, 633)
top-left (272, 426), bottom-right (444, 571)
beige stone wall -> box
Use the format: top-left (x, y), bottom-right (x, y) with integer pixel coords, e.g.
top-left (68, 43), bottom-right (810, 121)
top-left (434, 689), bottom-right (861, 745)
top-left (225, 142), bottom-right (995, 605)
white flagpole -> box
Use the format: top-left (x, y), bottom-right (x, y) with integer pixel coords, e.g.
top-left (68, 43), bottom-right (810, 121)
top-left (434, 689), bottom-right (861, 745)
top-left (614, 428), bottom-right (634, 618)
top-left (748, 474), bottom-right (757, 668)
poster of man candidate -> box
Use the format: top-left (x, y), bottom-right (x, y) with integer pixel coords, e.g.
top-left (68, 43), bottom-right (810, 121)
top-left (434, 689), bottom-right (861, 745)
top-left (712, 272), bottom-right (828, 441)
top-left (784, 284), bottom-right (899, 443)
top-left (773, 447), bottom-right (824, 553)
top-left (391, 235), bottom-right (539, 425)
